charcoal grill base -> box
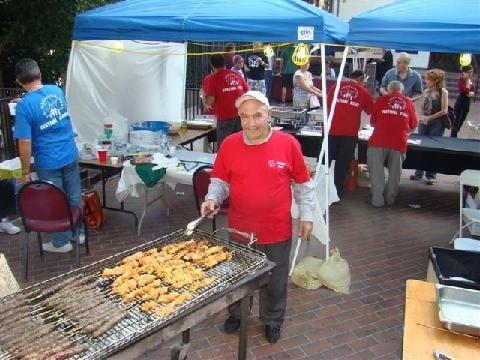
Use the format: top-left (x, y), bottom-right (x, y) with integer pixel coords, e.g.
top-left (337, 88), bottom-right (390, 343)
top-left (109, 265), bottom-right (271, 360)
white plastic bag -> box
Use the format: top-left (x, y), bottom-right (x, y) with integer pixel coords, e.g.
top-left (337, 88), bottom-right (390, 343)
top-left (316, 248), bottom-right (351, 294)
top-left (291, 256), bottom-right (324, 290)
top-left (0, 253), bottom-right (20, 298)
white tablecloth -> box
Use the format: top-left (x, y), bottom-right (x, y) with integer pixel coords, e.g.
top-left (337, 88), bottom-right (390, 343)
top-left (116, 150), bottom-right (216, 202)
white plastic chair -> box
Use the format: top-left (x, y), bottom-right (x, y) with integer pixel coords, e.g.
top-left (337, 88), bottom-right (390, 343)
top-left (459, 170), bottom-right (480, 237)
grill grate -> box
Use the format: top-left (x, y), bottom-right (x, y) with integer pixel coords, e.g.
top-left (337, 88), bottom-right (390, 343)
top-left (0, 230), bottom-right (267, 359)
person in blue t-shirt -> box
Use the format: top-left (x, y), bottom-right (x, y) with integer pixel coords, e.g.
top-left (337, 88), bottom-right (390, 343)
top-left (14, 58), bottom-right (83, 253)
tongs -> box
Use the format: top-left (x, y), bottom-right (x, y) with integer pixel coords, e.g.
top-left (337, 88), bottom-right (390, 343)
top-left (184, 207), bottom-right (217, 236)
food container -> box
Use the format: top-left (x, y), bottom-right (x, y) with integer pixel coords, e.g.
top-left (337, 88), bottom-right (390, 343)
top-left (131, 121), bottom-right (171, 134)
top-left (103, 123), bottom-right (113, 139)
top-left (168, 122), bottom-right (182, 135)
top-left (436, 284), bottom-right (480, 337)
top-left (429, 247), bottom-right (480, 290)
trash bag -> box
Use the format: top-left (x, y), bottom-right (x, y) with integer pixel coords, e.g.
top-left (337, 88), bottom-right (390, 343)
top-left (0, 253), bottom-right (20, 297)
top-left (317, 248), bottom-right (351, 294)
top-left (291, 256), bottom-right (324, 290)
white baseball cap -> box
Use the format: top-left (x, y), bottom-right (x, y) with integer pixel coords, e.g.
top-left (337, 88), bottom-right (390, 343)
top-left (235, 91), bottom-right (270, 109)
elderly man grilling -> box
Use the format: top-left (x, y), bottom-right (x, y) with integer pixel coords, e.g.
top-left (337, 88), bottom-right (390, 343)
top-left (201, 91), bottom-right (314, 343)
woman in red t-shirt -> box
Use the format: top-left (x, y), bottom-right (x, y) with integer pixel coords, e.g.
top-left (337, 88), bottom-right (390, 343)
top-left (451, 65), bottom-right (475, 138)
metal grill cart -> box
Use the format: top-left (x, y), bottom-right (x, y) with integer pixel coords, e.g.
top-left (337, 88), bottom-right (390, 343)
top-left (0, 229), bottom-right (274, 360)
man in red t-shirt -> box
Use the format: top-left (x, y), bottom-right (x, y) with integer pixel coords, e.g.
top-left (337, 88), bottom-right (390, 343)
top-left (367, 81), bottom-right (418, 207)
top-left (201, 91), bottom-right (314, 343)
top-left (327, 70), bottom-right (374, 197)
top-left (204, 54), bottom-right (249, 147)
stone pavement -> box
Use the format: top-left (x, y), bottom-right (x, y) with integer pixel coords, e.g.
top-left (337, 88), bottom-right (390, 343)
top-left (0, 170), bottom-right (461, 359)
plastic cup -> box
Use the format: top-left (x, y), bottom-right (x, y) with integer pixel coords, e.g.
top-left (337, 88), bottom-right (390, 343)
top-left (97, 149), bottom-right (107, 163)
top-left (110, 156), bottom-right (119, 165)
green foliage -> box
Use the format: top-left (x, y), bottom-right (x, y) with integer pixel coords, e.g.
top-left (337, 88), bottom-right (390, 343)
top-left (0, 0), bottom-right (117, 86)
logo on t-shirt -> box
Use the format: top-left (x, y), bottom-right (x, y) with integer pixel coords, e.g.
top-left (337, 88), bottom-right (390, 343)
top-left (248, 55), bottom-right (260, 68)
top-left (267, 160), bottom-right (286, 169)
top-left (384, 96), bottom-right (408, 118)
top-left (222, 74), bottom-right (242, 93)
top-left (338, 85), bottom-right (359, 107)
top-left (39, 94), bottom-right (69, 131)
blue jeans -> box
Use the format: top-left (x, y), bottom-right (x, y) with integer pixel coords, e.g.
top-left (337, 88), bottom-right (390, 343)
top-left (265, 70), bottom-right (273, 97)
top-left (36, 160), bottom-right (83, 247)
top-left (415, 121), bottom-right (445, 179)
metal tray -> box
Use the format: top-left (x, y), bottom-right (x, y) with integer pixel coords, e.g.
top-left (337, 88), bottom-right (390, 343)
top-left (436, 284), bottom-right (480, 337)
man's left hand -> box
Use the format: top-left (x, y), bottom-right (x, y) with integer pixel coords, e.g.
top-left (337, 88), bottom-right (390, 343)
top-left (298, 221), bottom-right (313, 240)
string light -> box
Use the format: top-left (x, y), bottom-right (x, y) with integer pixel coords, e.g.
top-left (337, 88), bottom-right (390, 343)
top-left (264, 45), bottom-right (275, 58)
top-left (459, 53), bottom-right (472, 67)
top-left (292, 43), bottom-right (310, 66)
top-left (110, 40), bottom-right (124, 54)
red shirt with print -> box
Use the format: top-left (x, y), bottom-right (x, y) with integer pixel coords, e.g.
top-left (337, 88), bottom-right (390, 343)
top-left (204, 69), bottom-right (249, 121)
top-left (368, 93), bottom-right (418, 153)
top-left (327, 80), bottom-right (374, 137)
top-left (211, 131), bottom-right (310, 244)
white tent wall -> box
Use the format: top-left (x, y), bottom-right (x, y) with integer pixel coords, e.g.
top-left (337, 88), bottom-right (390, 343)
top-left (66, 40), bottom-right (187, 143)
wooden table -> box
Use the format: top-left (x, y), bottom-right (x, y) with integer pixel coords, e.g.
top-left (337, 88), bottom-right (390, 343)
top-left (403, 280), bottom-right (480, 359)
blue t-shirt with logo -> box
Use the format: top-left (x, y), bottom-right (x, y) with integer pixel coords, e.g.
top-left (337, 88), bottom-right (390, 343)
top-left (14, 85), bottom-right (77, 170)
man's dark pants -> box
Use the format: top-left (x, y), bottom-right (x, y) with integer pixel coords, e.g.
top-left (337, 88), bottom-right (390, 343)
top-left (228, 240), bottom-right (292, 326)
top-left (328, 135), bottom-right (357, 197)
top-left (216, 117), bottom-right (242, 148)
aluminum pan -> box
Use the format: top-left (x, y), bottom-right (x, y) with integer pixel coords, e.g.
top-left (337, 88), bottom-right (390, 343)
top-left (436, 284), bottom-right (480, 337)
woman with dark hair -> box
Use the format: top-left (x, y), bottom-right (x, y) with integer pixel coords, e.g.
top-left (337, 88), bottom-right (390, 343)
top-left (451, 65), bottom-right (475, 138)
top-left (0, 180), bottom-right (20, 234)
top-left (410, 69), bottom-right (448, 185)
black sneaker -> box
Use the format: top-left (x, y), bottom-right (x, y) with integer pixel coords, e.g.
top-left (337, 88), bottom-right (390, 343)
top-left (224, 316), bottom-right (241, 334)
top-left (265, 325), bottom-right (281, 343)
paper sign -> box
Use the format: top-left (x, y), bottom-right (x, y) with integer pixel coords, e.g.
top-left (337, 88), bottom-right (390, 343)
top-left (8, 102), bottom-right (16, 116)
top-left (298, 26), bottom-right (314, 41)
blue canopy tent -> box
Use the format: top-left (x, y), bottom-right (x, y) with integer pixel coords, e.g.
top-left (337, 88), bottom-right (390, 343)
top-left (347, 0), bottom-right (480, 53)
top-left (69, 0), bottom-right (351, 262)
top-left (73, 0), bottom-right (348, 44)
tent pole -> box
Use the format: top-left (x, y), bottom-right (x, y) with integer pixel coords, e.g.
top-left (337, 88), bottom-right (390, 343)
top-left (317, 45), bottom-right (349, 260)
top-left (320, 44), bottom-right (330, 260)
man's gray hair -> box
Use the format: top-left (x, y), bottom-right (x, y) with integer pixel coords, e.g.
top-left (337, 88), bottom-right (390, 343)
top-left (15, 58), bottom-right (41, 84)
top-left (387, 80), bottom-right (404, 93)
top-left (397, 52), bottom-right (411, 64)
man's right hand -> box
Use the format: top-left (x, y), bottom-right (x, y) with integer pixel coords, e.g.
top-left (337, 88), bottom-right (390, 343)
top-left (200, 200), bottom-right (219, 218)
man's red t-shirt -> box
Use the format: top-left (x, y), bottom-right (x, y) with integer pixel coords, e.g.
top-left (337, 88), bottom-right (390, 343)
top-left (203, 69), bottom-right (248, 121)
top-left (211, 131), bottom-right (310, 244)
top-left (327, 80), bottom-right (374, 137)
top-left (368, 93), bottom-right (418, 153)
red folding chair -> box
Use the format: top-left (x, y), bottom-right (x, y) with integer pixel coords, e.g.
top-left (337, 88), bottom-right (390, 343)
top-left (192, 165), bottom-right (228, 231)
top-left (17, 180), bottom-right (89, 280)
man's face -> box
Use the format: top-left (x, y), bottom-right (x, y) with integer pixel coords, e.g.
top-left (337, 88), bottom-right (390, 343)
top-left (235, 59), bottom-right (244, 68)
top-left (239, 99), bottom-right (270, 143)
top-left (396, 58), bottom-right (409, 73)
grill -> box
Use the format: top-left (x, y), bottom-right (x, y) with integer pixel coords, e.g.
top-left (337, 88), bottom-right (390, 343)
top-left (0, 229), bottom-right (269, 359)
top-left (271, 107), bottom-right (308, 130)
